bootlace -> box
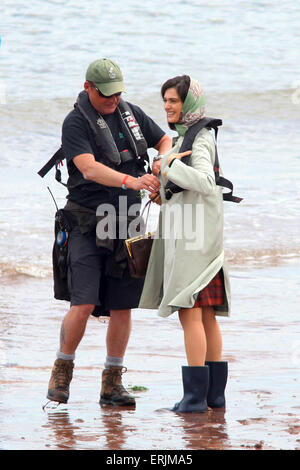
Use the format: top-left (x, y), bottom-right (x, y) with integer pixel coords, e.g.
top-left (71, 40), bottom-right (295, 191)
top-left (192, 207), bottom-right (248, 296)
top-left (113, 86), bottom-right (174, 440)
top-left (105, 366), bottom-right (128, 388)
top-left (53, 362), bottom-right (72, 388)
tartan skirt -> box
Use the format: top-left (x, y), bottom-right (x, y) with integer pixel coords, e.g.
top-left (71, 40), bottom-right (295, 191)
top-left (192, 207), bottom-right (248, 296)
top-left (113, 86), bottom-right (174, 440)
top-left (194, 269), bottom-right (225, 307)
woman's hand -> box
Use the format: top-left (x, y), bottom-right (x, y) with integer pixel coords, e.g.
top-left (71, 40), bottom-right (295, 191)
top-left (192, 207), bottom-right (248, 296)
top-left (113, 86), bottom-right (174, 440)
top-left (167, 150), bottom-right (192, 166)
top-left (152, 159), bottom-right (161, 176)
top-left (149, 191), bottom-right (162, 205)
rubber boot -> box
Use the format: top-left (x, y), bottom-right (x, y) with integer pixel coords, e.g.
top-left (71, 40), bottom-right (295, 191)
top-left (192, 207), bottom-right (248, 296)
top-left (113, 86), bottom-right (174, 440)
top-left (100, 366), bottom-right (136, 406)
top-left (172, 366), bottom-right (209, 413)
top-left (205, 361), bottom-right (228, 408)
top-left (47, 358), bottom-right (74, 404)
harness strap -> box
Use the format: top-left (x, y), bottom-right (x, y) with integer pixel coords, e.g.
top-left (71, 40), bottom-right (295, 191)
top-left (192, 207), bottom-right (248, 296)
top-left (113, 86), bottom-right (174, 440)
top-left (165, 117), bottom-right (242, 203)
top-left (37, 93), bottom-right (150, 183)
top-left (212, 129), bottom-right (243, 203)
top-left (37, 147), bottom-right (64, 178)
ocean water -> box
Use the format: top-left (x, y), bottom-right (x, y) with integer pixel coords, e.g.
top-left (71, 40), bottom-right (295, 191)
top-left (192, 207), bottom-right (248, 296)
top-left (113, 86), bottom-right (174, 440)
top-left (0, 0), bottom-right (300, 450)
top-left (1, 0), bottom-right (300, 279)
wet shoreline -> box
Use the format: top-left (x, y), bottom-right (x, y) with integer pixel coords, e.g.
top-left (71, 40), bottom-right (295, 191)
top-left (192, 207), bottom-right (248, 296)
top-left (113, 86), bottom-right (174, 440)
top-left (1, 260), bottom-right (300, 450)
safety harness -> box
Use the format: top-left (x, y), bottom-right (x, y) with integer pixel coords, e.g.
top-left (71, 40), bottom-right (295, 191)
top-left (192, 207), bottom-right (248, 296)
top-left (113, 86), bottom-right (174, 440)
top-left (38, 91), bottom-right (150, 186)
top-left (165, 117), bottom-right (242, 203)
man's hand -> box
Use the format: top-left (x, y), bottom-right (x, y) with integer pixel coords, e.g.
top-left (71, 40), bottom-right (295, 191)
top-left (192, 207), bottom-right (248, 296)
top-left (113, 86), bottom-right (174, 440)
top-left (126, 173), bottom-right (160, 194)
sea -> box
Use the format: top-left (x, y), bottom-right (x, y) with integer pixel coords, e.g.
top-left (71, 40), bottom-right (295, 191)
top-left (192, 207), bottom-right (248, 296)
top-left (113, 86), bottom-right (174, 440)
top-left (0, 0), bottom-right (300, 451)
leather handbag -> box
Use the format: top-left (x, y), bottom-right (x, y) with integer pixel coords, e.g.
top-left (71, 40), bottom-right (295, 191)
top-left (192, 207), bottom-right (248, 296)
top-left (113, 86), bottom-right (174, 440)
top-left (125, 200), bottom-right (155, 278)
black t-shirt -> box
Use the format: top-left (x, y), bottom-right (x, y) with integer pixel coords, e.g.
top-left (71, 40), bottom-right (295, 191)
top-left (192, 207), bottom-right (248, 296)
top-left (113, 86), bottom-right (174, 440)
top-left (61, 101), bottom-right (165, 212)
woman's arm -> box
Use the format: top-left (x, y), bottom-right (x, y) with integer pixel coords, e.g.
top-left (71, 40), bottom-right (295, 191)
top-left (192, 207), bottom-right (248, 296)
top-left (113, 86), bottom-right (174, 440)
top-left (163, 130), bottom-right (216, 195)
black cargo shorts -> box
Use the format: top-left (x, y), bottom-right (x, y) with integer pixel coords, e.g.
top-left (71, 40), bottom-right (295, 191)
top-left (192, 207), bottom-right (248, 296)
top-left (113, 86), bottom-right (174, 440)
top-left (67, 226), bottom-right (144, 316)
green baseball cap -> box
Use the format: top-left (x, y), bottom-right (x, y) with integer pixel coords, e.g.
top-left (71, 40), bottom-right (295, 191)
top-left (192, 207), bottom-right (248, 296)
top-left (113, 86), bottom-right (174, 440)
top-left (85, 58), bottom-right (126, 96)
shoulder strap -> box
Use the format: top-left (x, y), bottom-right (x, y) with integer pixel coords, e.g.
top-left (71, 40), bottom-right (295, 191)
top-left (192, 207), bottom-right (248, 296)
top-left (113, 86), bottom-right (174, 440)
top-left (117, 100), bottom-right (151, 173)
top-left (165, 117), bottom-right (242, 203)
top-left (118, 100), bottom-right (148, 157)
top-left (75, 91), bottom-right (121, 165)
top-left (179, 117), bottom-right (222, 153)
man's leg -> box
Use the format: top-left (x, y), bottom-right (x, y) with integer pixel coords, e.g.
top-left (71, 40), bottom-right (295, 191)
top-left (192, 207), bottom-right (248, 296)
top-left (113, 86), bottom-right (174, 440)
top-left (106, 309), bottom-right (132, 358)
top-left (100, 308), bottom-right (135, 406)
top-left (59, 304), bottom-right (95, 355)
top-left (47, 304), bottom-right (95, 403)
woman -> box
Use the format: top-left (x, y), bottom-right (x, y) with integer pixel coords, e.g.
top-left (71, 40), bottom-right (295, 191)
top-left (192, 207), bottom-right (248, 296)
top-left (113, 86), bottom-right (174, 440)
top-left (139, 75), bottom-right (230, 413)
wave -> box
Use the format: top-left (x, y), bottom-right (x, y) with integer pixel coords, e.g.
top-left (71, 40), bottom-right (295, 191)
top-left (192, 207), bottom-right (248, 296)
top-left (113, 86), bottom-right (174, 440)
top-left (0, 246), bottom-right (299, 286)
top-left (206, 88), bottom-right (300, 122)
top-left (0, 87), bottom-right (299, 133)
top-left (0, 261), bottom-right (52, 281)
top-left (126, 87), bottom-right (300, 125)
top-left (226, 246), bottom-right (300, 268)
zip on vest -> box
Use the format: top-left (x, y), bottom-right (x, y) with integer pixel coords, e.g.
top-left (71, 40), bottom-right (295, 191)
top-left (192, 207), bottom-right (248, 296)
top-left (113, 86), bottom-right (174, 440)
top-left (165, 117), bottom-right (243, 203)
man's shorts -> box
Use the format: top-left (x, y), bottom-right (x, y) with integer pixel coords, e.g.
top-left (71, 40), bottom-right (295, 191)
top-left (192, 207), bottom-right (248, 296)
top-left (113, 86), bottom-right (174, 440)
top-left (67, 227), bottom-right (144, 316)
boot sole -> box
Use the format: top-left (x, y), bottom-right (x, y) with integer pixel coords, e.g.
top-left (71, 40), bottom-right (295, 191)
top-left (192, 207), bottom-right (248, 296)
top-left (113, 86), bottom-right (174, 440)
top-left (99, 397), bottom-right (136, 407)
top-left (47, 393), bottom-right (68, 404)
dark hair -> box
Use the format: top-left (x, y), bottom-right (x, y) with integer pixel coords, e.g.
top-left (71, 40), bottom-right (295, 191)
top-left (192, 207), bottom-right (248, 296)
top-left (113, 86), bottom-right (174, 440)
top-left (161, 75), bottom-right (191, 102)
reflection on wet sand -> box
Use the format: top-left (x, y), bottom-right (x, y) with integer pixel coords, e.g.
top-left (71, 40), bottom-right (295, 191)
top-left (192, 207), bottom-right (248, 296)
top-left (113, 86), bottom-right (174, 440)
top-left (100, 407), bottom-right (137, 450)
top-left (1, 263), bottom-right (300, 450)
top-left (43, 411), bottom-right (77, 449)
top-left (42, 405), bottom-right (228, 451)
top-left (176, 409), bottom-right (229, 450)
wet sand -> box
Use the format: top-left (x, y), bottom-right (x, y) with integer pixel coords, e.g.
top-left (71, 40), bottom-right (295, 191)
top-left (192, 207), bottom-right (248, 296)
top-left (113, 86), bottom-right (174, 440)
top-left (0, 260), bottom-right (300, 451)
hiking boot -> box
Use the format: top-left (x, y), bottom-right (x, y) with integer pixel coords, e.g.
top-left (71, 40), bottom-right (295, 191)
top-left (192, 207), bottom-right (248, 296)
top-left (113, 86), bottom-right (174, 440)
top-left (100, 366), bottom-right (136, 406)
top-left (47, 358), bottom-right (74, 404)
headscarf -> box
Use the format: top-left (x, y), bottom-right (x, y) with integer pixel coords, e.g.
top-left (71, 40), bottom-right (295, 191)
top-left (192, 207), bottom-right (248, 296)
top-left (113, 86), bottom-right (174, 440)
top-left (175, 78), bottom-right (206, 137)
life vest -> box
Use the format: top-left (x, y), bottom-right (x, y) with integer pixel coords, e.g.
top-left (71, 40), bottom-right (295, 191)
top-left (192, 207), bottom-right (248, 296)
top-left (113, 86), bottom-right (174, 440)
top-left (38, 91), bottom-right (150, 188)
top-left (165, 117), bottom-right (242, 203)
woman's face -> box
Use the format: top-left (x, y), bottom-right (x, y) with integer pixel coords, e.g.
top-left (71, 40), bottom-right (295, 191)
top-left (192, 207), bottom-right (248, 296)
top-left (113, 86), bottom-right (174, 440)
top-left (163, 87), bottom-right (183, 124)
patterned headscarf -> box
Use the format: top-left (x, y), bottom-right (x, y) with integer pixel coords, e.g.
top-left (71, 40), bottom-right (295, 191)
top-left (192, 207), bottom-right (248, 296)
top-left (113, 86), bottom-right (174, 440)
top-left (175, 78), bottom-right (206, 137)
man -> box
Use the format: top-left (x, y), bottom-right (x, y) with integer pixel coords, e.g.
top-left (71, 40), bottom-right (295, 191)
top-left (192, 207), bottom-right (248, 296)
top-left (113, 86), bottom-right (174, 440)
top-left (47, 58), bottom-right (171, 406)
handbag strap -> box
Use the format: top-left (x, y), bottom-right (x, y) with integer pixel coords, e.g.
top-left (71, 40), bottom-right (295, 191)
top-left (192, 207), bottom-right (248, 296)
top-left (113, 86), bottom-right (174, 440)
top-left (140, 200), bottom-right (152, 234)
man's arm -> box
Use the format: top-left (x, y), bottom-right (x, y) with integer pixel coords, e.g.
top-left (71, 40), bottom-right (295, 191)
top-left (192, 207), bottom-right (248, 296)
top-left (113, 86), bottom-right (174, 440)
top-left (73, 153), bottom-right (160, 193)
top-left (152, 134), bottom-right (172, 176)
top-left (154, 134), bottom-right (172, 155)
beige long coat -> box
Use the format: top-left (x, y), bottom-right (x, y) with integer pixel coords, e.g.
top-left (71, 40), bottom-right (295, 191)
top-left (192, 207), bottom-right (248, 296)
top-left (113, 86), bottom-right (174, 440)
top-left (139, 127), bottom-right (231, 318)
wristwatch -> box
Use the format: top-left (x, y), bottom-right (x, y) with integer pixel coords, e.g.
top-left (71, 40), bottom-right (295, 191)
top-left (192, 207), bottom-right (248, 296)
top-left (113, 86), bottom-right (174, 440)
top-left (153, 154), bottom-right (163, 162)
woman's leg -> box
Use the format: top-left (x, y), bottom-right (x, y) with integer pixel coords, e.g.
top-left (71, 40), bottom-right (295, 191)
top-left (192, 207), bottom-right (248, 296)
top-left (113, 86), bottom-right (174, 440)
top-left (202, 306), bottom-right (222, 362)
top-left (178, 307), bottom-right (206, 366)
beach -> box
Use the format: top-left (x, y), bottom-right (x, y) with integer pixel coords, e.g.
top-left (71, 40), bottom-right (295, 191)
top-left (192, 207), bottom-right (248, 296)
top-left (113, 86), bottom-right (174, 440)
top-left (1, 259), bottom-right (299, 450)
top-left (1, 0), bottom-right (300, 451)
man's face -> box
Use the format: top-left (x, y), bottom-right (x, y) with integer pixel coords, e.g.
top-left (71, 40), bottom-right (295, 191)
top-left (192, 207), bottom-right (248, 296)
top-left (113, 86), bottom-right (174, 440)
top-left (84, 81), bottom-right (122, 115)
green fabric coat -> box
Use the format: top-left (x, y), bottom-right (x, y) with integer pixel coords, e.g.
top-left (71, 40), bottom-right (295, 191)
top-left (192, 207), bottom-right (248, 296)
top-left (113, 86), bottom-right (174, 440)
top-left (139, 127), bottom-right (231, 318)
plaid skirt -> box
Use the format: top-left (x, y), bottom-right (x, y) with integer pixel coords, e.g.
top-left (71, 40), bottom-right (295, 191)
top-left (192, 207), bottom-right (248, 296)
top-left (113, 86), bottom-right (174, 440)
top-left (194, 270), bottom-right (225, 307)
